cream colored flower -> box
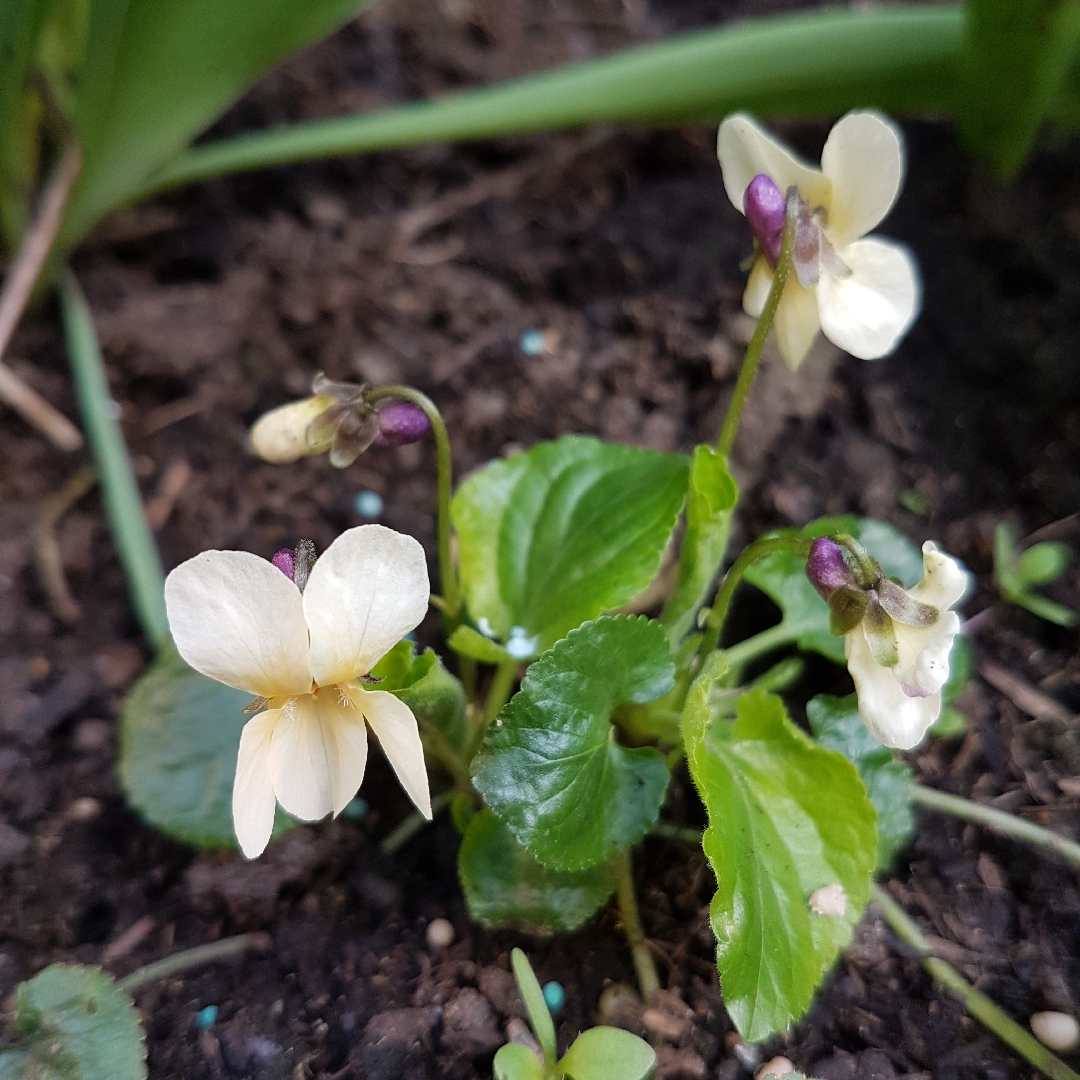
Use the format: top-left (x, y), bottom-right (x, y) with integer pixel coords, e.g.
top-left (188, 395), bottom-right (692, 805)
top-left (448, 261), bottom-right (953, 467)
top-left (164, 524), bottom-right (432, 858)
top-left (717, 111), bottom-right (921, 371)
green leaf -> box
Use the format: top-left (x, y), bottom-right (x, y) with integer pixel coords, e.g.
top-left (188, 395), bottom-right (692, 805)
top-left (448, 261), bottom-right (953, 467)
top-left (806, 693), bottom-right (914, 870)
top-left (56, 0), bottom-right (372, 250)
top-left (511, 949), bottom-right (557, 1066)
top-left (452, 436), bottom-right (689, 654)
top-left (12, 965), bottom-right (146, 1079)
top-left (742, 516), bottom-right (923, 665)
top-left (0, 1050), bottom-right (29, 1079)
top-left (1015, 591), bottom-right (1079, 628)
top-left (473, 616), bottom-right (674, 871)
top-left (683, 683), bottom-right (876, 1042)
top-left (1017, 541), bottom-right (1070, 587)
top-left (493, 1043), bottom-right (545, 1080)
top-left (119, 643), bottom-right (292, 848)
top-left (958, 0), bottom-right (1080, 178)
top-left (448, 625), bottom-right (516, 666)
top-left (661, 445), bottom-right (738, 647)
top-left (559, 1026), bottom-right (656, 1080)
top-left (993, 521), bottom-right (1022, 598)
top-left (459, 811), bottom-right (615, 933)
top-left (930, 706), bottom-right (968, 739)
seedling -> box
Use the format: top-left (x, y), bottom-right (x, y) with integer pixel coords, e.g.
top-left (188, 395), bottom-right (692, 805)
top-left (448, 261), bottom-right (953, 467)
top-left (994, 522), bottom-right (1076, 627)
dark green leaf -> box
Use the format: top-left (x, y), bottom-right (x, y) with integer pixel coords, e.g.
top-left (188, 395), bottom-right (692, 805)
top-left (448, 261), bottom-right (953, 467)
top-left (559, 1026), bottom-right (656, 1080)
top-left (459, 811), bottom-right (615, 933)
top-left (13, 965), bottom-right (146, 1080)
top-left (1017, 541), bottom-right (1070, 587)
top-left (511, 949), bottom-right (556, 1065)
top-left (473, 616), bottom-right (673, 871)
top-left (493, 1043), bottom-right (545, 1080)
top-left (661, 445), bottom-right (738, 646)
top-left (452, 436), bottom-right (689, 654)
top-left (683, 680), bottom-right (876, 1042)
top-left (807, 693), bottom-right (914, 870)
top-left (119, 643), bottom-right (293, 848)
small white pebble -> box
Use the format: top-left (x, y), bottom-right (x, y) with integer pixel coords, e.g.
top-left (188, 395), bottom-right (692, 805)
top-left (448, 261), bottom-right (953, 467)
top-left (1031, 1011), bottom-right (1080, 1051)
top-left (68, 797), bottom-right (102, 822)
top-left (426, 917), bottom-right (455, 950)
top-left (808, 883), bottom-right (847, 917)
top-left (755, 1056), bottom-right (795, 1080)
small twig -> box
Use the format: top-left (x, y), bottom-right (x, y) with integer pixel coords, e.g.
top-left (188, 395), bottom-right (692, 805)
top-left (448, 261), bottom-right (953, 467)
top-left (911, 785), bottom-right (1080, 872)
top-left (980, 663), bottom-right (1076, 725)
top-left (32, 464), bottom-right (97, 624)
top-left (614, 849), bottom-right (661, 1002)
top-left (0, 144), bottom-right (84, 451)
top-left (380, 792), bottom-right (451, 856)
top-left (116, 932), bottom-right (271, 994)
top-left (872, 884), bottom-right (1080, 1080)
top-left (144, 458), bottom-right (192, 531)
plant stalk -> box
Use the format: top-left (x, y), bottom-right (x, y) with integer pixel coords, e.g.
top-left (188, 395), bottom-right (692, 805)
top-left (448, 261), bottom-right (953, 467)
top-left (872, 884), bottom-right (1080, 1080)
top-left (614, 849), bottom-right (660, 1002)
top-left (911, 785), bottom-right (1080, 872)
top-left (380, 792), bottom-right (452, 855)
top-left (58, 270), bottom-right (168, 647)
top-left (722, 620), bottom-right (800, 669)
top-left (116, 933), bottom-right (269, 994)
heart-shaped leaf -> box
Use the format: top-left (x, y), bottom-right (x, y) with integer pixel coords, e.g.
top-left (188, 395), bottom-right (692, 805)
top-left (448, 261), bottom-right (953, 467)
top-left (473, 616), bottom-right (673, 871)
top-left (452, 436), bottom-right (688, 656)
top-left (559, 1026), bottom-right (656, 1080)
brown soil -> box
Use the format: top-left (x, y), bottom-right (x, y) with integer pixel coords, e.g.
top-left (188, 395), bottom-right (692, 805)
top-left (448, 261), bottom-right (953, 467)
top-left (1, 1), bottom-right (1079, 1078)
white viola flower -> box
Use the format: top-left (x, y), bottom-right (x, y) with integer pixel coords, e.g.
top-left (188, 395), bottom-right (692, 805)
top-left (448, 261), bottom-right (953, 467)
top-left (807, 537), bottom-right (969, 749)
top-left (164, 524), bottom-right (432, 858)
top-left (717, 111), bottom-right (921, 371)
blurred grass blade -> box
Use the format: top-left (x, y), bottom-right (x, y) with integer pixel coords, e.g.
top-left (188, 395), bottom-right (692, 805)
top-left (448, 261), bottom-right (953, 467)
top-left (58, 268), bottom-right (168, 647)
top-left (958, 0), bottom-right (1080, 177)
top-left (145, 5), bottom-right (963, 194)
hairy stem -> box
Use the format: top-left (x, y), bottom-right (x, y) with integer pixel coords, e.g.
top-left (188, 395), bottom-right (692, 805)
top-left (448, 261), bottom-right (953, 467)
top-left (911, 785), bottom-right (1080, 872)
top-left (872, 885), bottom-right (1080, 1080)
top-left (117, 933), bottom-right (270, 994)
top-left (614, 849), bottom-right (660, 1002)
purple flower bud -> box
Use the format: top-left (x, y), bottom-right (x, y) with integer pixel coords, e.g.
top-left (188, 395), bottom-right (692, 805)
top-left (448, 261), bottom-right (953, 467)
top-left (271, 549), bottom-right (295, 579)
top-left (371, 400), bottom-right (430, 448)
top-left (806, 538), bottom-right (855, 600)
top-left (743, 174), bottom-right (786, 264)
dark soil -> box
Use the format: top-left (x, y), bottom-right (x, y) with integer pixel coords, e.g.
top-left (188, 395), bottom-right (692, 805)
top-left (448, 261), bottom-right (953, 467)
top-left (1, 0), bottom-right (1079, 1077)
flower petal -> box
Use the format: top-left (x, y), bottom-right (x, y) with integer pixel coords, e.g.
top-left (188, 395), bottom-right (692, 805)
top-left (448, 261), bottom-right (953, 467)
top-left (894, 611), bottom-right (961, 699)
top-left (743, 257), bottom-right (773, 317)
top-left (304, 525), bottom-right (430, 686)
top-left (816, 237), bottom-right (920, 361)
top-left (249, 396), bottom-right (336, 463)
top-left (846, 626), bottom-right (940, 749)
top-left (910, 542), bottom-right (971, 611)
top-left (267, 692), bottom-right (370, 821)
top-left (717, 114), bottom-right (831, 216)
top-left (773, 276), bottom-right (821, 371)
top-left (820, 111), bottom-right (904, 249)
top-left (164, 551), bottom-right (312, 698)
top-left (357, 689), bottom-right (432, 819)
top-left (232, 709), bottom-right (280, 859)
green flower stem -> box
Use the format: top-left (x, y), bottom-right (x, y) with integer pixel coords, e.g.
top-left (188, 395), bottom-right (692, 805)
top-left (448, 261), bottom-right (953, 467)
top-left (116, 933), bottom-right (269, 994)
top-left (467, 659), bottom-right (519, 759)
top-left (367, 386), bottom-right (459, 619)
top-left (614, 849), bottom-right (660, 1002)
top-left (871, 884), bottom-right (1080, 1080)
top-left (380, 792), bottom-right (452, 856)
top-left (722, 621), bottom-right (801, 670)
top-left (911, 785), bottom-right (1080, 872)
top-left (58, 269), bottom-right (169, 648)
top-left (716, 207), bottom-right (796, 459)
top-left (651, 823), bottom-right (703, 846)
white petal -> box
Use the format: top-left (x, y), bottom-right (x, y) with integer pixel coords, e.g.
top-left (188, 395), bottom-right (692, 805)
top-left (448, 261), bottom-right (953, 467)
top-left (816, 237), bottom-right (920, 360)
top-left (717, 114), bottom-right (831, 216)
top-left (743, 257), bottom-right (772, 318)
top-left (894, 611), bottom-right (960, 699)
top-left (304, 525), bottom-right (430, 687)
top-left (773, 276), bottom-right (821, 371)
top-left (820, 111), bottom-right (904, 249)
top-left (164, 551), bottom-right (312, 698)
top-left (910, 542), bottom-right (971, 611)
top-left (357, 689), bottom-right (432, 819)
top-left (232, 710), bottom-right (280, 859)
top-left (249, 396), bottom-right (335, 463)
top-left (846, 627), bottom-right (940, 749)
top-left (267, 692), bottom-right (370, 820)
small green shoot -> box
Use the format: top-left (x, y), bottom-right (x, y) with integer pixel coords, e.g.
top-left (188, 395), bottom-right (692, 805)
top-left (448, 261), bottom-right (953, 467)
top-left (994, 522), bottom-right (1076, 627)
top-left (494, 949), bottom-right (655, 1080)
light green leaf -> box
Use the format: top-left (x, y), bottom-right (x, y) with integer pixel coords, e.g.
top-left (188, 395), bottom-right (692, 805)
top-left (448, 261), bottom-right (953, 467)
top-left (473, 616), bottom-right (673, 871)
top-left (452, 436), bottom-right (689, 654)
top-left (1017, 541), bottom-right (1070, 587)
top-left (683, 683), bottom-right (876, 1042)
top-left (661, 445), bottom-right (738, 647)
top-left (559, 1026), bottom-right (656, 1080)
top-left (930, 706), bottom-right (968, 739)
top-left (119, 643), bottom-right (293, 848)
top-left (13, 965), bottom-right (146, 1080)
top-left (459, 811), bottom-right (615, 933)
top-left (511, 949), bottom-right (557, 1066)
top-left (742, 516), bottom-right (923, 665)
top-left (1014, 591), bottom-right (1078, 628)
top-left (493, 1043), bottom-right (545, 1080)
top-left (806, 693), bottom-right (914, 870)
top-left (448, 625), bottom-right (516, 666)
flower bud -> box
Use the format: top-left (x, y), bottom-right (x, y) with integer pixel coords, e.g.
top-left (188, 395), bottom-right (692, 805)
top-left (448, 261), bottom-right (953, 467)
top-left (250, 396), bottom-right (335, 463)
top-left (371, 400), bottom-right (430, 447)
top-left (743, 173), bottom-right (786, 264)
top-left (271, 549), bottom-right (295, 579)
top-left (806, 538), bottom-right (854, 600)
